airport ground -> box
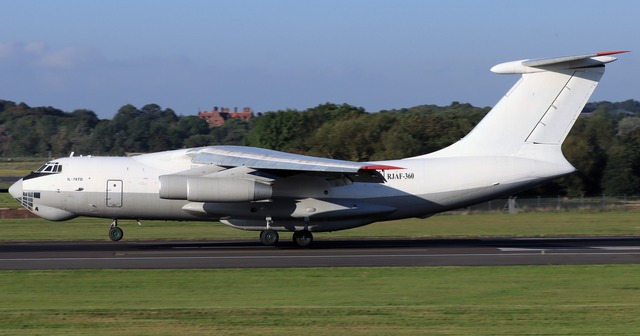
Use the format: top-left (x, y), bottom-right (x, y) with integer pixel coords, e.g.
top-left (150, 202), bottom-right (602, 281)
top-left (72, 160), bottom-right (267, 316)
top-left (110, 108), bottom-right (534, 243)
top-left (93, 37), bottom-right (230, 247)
top-left (1, 212), bottom-right (640, 335)
top-left (2, 154), bottom-right (640, 335)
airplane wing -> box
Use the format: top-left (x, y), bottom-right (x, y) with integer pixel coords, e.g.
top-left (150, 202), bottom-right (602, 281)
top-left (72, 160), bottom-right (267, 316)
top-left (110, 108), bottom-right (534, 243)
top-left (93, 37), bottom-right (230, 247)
top-left (188, 145), bottom-right (402, 183)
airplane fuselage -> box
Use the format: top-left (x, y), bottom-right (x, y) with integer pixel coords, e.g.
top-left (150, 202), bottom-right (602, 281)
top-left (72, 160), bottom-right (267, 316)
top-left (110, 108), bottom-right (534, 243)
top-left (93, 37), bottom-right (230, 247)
top-left (13, 146), bottom-right (572, 233)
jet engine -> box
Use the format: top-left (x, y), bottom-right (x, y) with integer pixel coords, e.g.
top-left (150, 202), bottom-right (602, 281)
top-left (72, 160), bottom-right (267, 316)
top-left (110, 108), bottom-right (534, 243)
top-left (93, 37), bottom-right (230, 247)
top-left (159, 175), bottom-right (272, 202)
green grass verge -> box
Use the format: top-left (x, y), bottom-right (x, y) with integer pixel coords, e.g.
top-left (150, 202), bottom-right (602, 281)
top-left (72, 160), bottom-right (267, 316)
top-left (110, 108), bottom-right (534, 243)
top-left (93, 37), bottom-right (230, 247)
top-left (0, 158), bottom-right (43, 172)
top-left (0, 158), bottom-right (40, 189)
top-left (1, 266), bottom-right (640, 335)
top-left (0, 193), bottom-right (18, 208)
top-left (1, 211), bottom-right (639, 241)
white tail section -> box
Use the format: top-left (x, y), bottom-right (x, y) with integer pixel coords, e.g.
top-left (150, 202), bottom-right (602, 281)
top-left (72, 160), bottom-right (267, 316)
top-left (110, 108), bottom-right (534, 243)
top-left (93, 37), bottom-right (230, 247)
top-left (424, 51), bottom-right (626, 159)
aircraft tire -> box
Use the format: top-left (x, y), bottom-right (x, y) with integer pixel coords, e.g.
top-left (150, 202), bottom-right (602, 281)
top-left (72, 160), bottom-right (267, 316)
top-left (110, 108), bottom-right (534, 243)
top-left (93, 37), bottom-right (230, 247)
top-left (260, 229), bottom-right (279, 246)
top-left (109, 227), bottom-right (124, 241)
top-left (292, 231), bottom-right (313, 247)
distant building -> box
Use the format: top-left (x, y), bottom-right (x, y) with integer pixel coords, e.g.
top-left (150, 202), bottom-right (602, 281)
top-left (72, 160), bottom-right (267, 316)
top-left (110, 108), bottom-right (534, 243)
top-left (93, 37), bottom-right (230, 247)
top-left (198, 106), bottom-right (253, 127)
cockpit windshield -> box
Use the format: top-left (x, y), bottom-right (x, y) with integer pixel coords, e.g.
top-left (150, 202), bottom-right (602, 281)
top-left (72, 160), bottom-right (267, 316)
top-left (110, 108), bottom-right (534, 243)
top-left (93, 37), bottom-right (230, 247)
top-left (35, 162), bottom-right (62, 174)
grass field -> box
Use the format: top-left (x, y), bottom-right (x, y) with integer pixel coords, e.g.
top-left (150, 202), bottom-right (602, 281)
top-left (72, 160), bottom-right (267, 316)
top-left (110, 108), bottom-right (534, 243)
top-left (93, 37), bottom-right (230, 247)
top-left (0, 193), bottom-right (19, 208)
top-left (0, 211), bottom-right (639, 241)
top-left (0, 158), bottom-right (40, 189)
top-left (1, 266), bottom-right (640, 335)
top-left (0, 158), bottom-right (43, 172)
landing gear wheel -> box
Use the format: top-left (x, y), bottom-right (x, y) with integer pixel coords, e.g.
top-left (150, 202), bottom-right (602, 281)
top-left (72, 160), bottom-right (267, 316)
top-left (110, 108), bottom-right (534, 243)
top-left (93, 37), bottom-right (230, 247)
top-left (109, 226), bottom-right (124, 241)
top-left (292, 231), bottom-right (313, 247)
top-left (260, 229), bottom-right (279, 246)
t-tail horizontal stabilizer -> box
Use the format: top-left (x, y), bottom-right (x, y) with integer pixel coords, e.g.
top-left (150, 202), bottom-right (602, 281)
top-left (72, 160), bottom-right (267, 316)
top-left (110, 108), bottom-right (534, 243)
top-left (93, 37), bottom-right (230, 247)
top-left (491, 50), bottom-right (629, 74)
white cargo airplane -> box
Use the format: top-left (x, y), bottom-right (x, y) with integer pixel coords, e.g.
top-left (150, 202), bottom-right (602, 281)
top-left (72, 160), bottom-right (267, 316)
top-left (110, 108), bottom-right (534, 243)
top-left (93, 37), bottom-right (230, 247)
top-left (8, 51), bottom-right (627, 246)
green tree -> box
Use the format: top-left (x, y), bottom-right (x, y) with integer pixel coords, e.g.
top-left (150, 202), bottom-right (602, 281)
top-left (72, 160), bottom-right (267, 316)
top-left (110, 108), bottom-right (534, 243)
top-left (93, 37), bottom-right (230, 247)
top-left (602, 133), bottom-right (640, 195)
top-left (308, 113), bottom-right (394, 161)
top-left (617, 116), bottom-right (640, 136)
top-left (210, 118), bottom-right (250, 145)
top-left (558, 111), bottom-right (616, 196)
top-left (88, 121), bottom-right (118, 154)
top-left (243, 109), bottom-right (304, 151)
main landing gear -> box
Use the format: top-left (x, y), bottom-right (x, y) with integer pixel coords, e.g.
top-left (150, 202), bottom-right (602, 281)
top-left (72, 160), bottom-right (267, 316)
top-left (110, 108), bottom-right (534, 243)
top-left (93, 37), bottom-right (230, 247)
top-left (258, 229), bottom-right (314, 247)
top-left (108, 219), bottom-right (123, 241)
top-left (259, 229), bottom-right (279, 246)
top-left (292, 230), bottom-right (313, 247)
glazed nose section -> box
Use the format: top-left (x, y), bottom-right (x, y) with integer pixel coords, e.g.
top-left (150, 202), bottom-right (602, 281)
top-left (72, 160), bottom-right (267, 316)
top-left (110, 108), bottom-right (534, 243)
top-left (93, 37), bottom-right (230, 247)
top-left (8, 178), bottom-right (23, 200)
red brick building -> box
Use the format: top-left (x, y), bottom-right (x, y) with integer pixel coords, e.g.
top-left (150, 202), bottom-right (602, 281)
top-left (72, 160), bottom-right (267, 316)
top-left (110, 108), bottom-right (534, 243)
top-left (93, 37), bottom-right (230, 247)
top-left (198, 106), bottom-right (253, 127)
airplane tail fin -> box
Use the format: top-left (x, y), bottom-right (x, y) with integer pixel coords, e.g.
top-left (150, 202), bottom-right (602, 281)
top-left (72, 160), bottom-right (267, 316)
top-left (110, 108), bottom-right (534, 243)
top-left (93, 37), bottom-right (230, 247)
top-left (424, 51), bottom-right (628, 159)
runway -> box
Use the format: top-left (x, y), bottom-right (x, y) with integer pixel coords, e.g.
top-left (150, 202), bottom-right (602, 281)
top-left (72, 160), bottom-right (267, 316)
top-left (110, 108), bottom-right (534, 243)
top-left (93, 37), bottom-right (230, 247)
top-left (2, 237), bottom-right (640, 269)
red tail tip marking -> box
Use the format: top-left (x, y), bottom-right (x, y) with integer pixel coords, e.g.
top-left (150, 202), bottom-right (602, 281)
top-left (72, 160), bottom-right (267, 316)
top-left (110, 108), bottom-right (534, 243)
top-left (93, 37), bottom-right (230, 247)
top-left (597, 50), bottom-right (630, 56)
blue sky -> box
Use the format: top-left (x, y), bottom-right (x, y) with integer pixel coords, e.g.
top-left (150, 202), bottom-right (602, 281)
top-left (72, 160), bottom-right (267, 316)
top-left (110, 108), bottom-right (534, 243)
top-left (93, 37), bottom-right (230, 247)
top-left (1, 0), bottom-right (638, 119)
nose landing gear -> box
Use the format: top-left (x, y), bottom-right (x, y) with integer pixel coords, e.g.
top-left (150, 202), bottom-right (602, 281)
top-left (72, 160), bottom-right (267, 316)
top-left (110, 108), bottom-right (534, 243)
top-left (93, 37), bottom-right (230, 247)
top-left (108, 219), bottom-right (123, 241)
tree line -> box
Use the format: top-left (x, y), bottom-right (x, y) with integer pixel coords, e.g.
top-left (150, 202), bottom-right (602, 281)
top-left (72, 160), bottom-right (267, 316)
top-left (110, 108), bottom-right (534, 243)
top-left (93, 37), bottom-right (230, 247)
top-left (2, 99), bottom-right (640, 196)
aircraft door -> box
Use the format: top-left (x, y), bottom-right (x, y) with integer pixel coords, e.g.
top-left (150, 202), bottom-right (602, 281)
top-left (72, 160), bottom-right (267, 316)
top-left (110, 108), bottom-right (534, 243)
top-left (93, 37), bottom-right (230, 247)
top-left (106, 180), bottom-right (123, 207)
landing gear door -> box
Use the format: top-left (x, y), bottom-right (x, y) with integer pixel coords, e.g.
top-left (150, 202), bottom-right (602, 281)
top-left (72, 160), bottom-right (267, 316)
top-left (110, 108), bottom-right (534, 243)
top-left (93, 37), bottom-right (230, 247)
top-left (106, 180), bottom-right (123, 207)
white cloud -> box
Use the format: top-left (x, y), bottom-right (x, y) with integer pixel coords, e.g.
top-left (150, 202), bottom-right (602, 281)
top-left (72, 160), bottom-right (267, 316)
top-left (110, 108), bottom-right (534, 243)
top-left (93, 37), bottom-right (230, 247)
top-left (22, 41), bottom-right (45, 55)
top-left (35, 46), bottom-right (90, 69)
top-left (0, 41), bottom-right (96, 70)
top-left (0, 42), bottom-right (17, 59)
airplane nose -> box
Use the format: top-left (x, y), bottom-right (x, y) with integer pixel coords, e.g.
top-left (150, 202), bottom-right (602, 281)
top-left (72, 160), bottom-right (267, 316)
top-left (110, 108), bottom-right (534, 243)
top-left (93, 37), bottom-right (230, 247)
top-left (8, 179), bottom-right (23, 199)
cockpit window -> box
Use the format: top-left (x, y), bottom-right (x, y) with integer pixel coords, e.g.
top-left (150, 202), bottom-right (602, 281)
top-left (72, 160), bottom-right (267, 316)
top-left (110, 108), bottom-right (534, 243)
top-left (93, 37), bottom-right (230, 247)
top-left (35, 162), bottom-right (62, 174)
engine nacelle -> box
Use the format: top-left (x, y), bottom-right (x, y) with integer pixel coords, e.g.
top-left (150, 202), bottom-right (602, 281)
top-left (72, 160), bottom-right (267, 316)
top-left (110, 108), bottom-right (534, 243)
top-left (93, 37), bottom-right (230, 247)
top-left (159, 175), bottom-right (272, 202)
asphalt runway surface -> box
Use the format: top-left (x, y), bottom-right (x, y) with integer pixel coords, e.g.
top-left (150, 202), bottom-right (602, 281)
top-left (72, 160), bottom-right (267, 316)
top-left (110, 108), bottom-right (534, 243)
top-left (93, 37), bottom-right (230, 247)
top-left (1, 237), bottom-right (640, 269)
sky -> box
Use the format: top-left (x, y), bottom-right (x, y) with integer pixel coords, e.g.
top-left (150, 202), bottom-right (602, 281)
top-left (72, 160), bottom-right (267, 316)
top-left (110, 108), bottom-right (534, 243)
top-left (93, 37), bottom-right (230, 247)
top-left (1, 0), bottom-right (639, 119)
